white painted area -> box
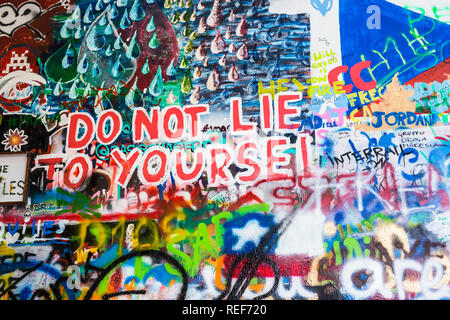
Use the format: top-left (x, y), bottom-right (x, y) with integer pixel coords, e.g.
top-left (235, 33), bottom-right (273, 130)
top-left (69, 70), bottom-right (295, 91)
top-left (420, 258), bottom-right (450, 299)
top-left (269, 0), bottom-right (342, 86)
top-left (277, 276), bottom-right (317, 299)
top-left (427, 208), bottom-right (450, 244)
top-left (275, 208), bottom-right (325, 256)
top-left (0, 71), bottom-right (46, 98)
top-left (386, 0), bottom-right (450, 22)
top-left (0, 153), bottom-right (28, 203)
top-left (341, 257), bottom-right (393, 299)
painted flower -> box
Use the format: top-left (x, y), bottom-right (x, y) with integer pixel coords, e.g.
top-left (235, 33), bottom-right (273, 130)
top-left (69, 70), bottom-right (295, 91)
top-left (1, 128), bottom-right (28, 152)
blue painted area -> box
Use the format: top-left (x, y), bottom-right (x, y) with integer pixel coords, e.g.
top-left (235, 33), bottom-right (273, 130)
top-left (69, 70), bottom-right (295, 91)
top-left (0, 261), bottom-right (75, 300)
top-left (322, 136), bottom-right (335, 154)
top-left (358, 192), bottom-right (387, 219)
top-left (7, 222), bottom-right (19, 235)
top-left (378, 132), bottom-right (397, 150)
top-left (398, 147), bottom-right (425, 181)
top-left (19, 286), bottom-right (33, 300)
top-left (89, 244), bottom-right (126, 268)
top-left (428, 144), bottom-right (450, 175)
top-left (334, 211), bottom-right (345, 225)
top-left (339, 0), bottom-right (450, 114)
top-left (143, 264), bottom-right (180, 287)
top-left (223, 213), bottom-right (276, 254)
top-left (0, 261), bottom-right (38, 275)
top-left (42, 221), bottom-right (55, 236)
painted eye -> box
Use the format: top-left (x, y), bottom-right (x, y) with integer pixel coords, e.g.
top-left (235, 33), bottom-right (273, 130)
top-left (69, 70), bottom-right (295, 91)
top-left (23, 9), bottom-right (31, 15)
top-left (0, 6), bottom-right (15, 24)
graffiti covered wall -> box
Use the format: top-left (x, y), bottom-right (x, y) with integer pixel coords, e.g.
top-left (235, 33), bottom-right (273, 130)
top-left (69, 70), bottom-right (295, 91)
top-left (0, 0), bottom-right (448, 300)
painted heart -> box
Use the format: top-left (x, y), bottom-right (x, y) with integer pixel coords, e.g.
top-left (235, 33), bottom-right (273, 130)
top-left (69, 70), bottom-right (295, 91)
top-left (0, 2), bottom-right (42, 37)
top-left (5, 231), bottom-right (20, 244)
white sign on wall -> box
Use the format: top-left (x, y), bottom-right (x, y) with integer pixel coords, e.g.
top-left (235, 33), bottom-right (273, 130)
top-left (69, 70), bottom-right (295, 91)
top-left (0, 153), bottom-right (29, 204)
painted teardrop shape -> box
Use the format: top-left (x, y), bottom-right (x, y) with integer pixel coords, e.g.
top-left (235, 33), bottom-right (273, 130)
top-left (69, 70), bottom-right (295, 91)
top-left (83, 82), bottom-right (91, 97)
top-left (146, 16), bottom-right (156, 32)
top-left (109, 3), bottom-right (120, 19)
top-left (125, 77), bottom-right (138, 107)
top-left (148, 65), bottom-right (164, 96)
top-left (166, 59), bottom-right (177, 76)
top-left (236, 42), bottom-right (248, 60)
top-left (53, 80), bottom-right (63, 96)
top-left (114, 34), bottom-right (123, 50)
top-left (120, 9), bottom-right (132, 29)
top-left (74, 26), bottom-right (84, 39)
top-left (85, 24), bottom-right (106, 52)
top-left (171, 11), bottom-right (180, 24)
top-left (189, 86), bottom-right (200, 104)
top-left (77, 54), bottom-right (89, 74)
top-left (129, 0), bottom-right (146, 21)
top-left (83, 4), bottom-right (95, 23)
top-left (198, 16), bottom-right (206, 33)
top-left (149, 32), bottom-right (159, 49)
top-left (105, 44), bottom-right (113, 56)
top-left (206, 0), bottom-right (222, 27)
top-left (126, 31), bottom-right (141, 59)
top-left (190, 9), bottom-right (197, 21)
top-left (211, 30), bottom-right (225, 54)
top-left (166, 90), bottom-right (176, 104)
top-left (98, 10), bottom-right (108, 26)
top-left (91, 63), bottom-right (102, 77)
top-left (228, 9), bottom-right (236, 22)
top-left (206, 66), bottom-right (221, 91)
top-left (141, 58), bottom-right (150, 74)
top-left (180, 10), bottom-right (191, 23)
top-left (181, 70), bottom-right (192, 94)
top-left (218, 53), bottom-right (227, 66)
top-left (62, 44), bottom-right (75, 69)
top-left (224, 26), bottom-right (231, 39)
top-left (228, 41), bottom-right (236, 53)
top-left (197, 0), bottom-right (205, 10)
top-left (44, 39), bottom-right (78, 83)
top-left (68, 79), bottom-right (79, 99)
top-left (95, 0), bottom-right (103, 11)
top-left (184, 39), bottom-right (194, 53)
top-left (179, 55), bottom-right (188, 68)
top-left (104, 22), bottom-right (114, 35)
top-left (164, 0), bottom-right (173, 9)
top-left (111, 54), bottom-right (125, 78)
top-left (236, 16), bottom-right (248, 36)
top-left (60, 20), bottom-right (72, 38)
top-left (228, 64), bottom-right (239, 82)
top-left (195, 40), bottom-right (206, 61)
top-left (193, 66), bottom-right (201, 79)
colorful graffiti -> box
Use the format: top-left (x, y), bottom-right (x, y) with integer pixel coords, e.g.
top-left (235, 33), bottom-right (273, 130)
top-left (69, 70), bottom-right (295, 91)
top-left (0, 0), bottom-right (448, 301)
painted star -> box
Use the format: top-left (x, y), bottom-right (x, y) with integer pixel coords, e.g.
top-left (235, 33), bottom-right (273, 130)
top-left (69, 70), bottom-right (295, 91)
top-left (232, 220), bottom-right (269, 251)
